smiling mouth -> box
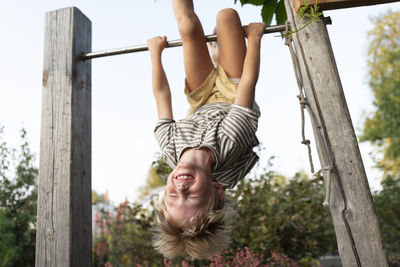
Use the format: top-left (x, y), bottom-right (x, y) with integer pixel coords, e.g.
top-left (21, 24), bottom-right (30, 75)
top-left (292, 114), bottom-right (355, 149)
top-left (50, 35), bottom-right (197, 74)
top-left (175, 174), bottom-right (194, 180)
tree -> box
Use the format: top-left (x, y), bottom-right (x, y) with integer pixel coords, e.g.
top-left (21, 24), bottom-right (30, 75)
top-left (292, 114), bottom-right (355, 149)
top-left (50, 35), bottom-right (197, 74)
top-left (360, 10), bottom-right (400, 177)
top-left (137, 156), bottom-right (169, 200)
top-left (0, 125), bottom-right (38, 267)
top-left (92, 189), bottom-right (106, 205)
top-left (373, 176), bottom-right (400, 258)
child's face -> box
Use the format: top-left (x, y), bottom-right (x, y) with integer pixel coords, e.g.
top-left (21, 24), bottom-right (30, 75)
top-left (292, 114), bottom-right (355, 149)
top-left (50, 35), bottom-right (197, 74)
top-left (164, 161), bottom-right (213, 226)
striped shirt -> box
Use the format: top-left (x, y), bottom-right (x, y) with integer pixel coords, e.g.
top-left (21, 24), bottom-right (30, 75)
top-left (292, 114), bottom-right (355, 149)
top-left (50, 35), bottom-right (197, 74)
top-left (154, 102), bottom-right (260, 189)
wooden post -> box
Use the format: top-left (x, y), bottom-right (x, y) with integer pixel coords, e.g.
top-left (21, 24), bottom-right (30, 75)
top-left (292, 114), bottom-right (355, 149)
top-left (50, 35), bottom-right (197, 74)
top-left (284, 1), bottom-right (388, 266)
top-left (36, 7), bottom-right (92, 267)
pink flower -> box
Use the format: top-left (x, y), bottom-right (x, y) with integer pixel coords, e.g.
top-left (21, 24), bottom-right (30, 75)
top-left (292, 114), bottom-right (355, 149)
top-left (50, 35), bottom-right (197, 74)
top-left (96, 242), bottom-right (107, 256)
top-left (163, 258), bottom-right (171, 267)
top-left (95, 212), bottom-right (101, 227)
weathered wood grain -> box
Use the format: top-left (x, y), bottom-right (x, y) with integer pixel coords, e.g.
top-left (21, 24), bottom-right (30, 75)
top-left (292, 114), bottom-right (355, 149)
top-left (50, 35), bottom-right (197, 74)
top-left (36, 7), bottom-right (92, 267)
top-left (293, 0), bottom-right (400, 12)
top-left (284, 1), bottom-right (388, 266)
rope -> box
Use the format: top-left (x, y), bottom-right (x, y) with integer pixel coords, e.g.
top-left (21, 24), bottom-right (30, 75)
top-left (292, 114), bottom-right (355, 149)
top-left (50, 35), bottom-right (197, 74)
top-left (284, 22), bottom-right (315, 174)
top-left (283, 21), bottom-right (334, 206)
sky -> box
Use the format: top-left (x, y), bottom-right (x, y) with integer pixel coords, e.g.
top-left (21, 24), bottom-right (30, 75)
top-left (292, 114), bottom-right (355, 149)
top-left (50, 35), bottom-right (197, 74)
top-left (1, 0), bottom-right (399, 204)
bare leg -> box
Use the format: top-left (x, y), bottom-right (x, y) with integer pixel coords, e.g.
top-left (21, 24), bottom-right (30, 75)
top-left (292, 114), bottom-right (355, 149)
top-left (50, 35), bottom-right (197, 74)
top-left (172, 0), bottom-right (214, 92)
top-left (215, 9), bottom-right (247, 78)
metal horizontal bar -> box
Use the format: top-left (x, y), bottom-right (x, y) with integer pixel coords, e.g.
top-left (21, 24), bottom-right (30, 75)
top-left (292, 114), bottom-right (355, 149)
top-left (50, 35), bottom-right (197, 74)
top-left (81, 17), bottom-right (331, 60)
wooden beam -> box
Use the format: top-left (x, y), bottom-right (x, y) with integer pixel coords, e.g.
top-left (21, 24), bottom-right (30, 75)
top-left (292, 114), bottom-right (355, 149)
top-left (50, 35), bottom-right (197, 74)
top-left (284, 1), bottom-right (389, 266)
top-left (36, 7), bottom-right (92, 267)
top-left (294, 0), bottom-right (400, 12)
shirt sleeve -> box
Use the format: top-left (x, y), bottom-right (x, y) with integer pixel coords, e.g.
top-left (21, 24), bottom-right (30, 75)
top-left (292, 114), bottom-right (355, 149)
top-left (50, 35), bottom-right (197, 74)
top-left (154, 119), bottom-right (177, 167)
top-left (220, 104), bottom-right (261, 148)
top-left (212, 145), bottom-right (259, 189)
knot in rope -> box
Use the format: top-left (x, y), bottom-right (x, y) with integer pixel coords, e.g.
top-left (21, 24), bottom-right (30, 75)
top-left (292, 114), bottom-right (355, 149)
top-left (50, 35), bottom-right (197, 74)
top-left (284, 21), bottom-right (292, 46)
top-left (297, 95), bottom-right (309, 105)
top-left (301, 140), bottom-right (311, 145)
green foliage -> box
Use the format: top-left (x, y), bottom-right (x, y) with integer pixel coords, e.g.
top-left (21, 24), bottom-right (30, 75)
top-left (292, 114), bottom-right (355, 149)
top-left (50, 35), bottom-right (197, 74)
top-left (261, 0), bottom-right (278, 26)
top-left (0, 125), bottom-right (38, 267)
top-left (234, 0), bottom-right (324, 28)
top-left (373, 176), bottom-right (400, 257)
top-left (93, 200), bottom-right (302, 266)
top-left (234, 0), bottom-right (287, 26)
top-left (92, 162), bottom-right (400, 265)
top-left (360, 10), bottom-right (400, 177)
top-left (229, 170), bottom-right (337, 260)
top-left (287, 0), bottom-right (322, 36)
top-left (137, 156), bottom-right (169, 200)
top-left (233, 0), bottom-right (325, 40)
top-left (93, 170), bottom-right (339, 265)
top-left (93, 190), bottom-right (107, 204)
top-left (165, 247), bottom-right (300, 266)
top-left (151, 156), bottom-right (173, 181)
top-left (275, 0), bottom-right (287, 25)
top-left (0, 210), bottom-right (17, 266)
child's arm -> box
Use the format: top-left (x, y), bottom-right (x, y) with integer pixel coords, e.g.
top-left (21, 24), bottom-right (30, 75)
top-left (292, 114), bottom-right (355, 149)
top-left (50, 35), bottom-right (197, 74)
top-left (234, 23), bottom-right (265, 108)
top-left (148, 36), bottom-right (173, 119)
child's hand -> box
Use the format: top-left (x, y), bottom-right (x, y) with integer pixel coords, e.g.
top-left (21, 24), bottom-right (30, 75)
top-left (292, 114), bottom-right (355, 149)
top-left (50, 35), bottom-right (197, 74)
top-left (147, 36), bottom-right (167, 56)
top-left (244, 22), bottom-right (266, 40)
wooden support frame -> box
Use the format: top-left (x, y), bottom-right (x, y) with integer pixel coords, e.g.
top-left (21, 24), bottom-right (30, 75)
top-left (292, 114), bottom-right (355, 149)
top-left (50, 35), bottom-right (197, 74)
top-left (36, 7), bottom-right (92, 267)
top-left (294, 0), bottom-right (400, 12)
top-left (285, 0), bottom-right (388, 266)
top-left (35, 3), bottom-right (392, 266)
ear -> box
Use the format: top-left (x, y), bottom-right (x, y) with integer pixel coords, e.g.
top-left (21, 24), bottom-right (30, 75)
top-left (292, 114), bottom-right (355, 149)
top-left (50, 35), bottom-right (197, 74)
top-left (212, 182), bottom-right (224, 200)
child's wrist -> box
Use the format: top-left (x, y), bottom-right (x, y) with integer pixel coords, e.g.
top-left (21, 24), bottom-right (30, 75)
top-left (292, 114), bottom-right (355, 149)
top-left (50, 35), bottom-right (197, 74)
top-left (150, 50), bottom-right (163, 58)
top-left (247, 35), bottom-right (262, 43)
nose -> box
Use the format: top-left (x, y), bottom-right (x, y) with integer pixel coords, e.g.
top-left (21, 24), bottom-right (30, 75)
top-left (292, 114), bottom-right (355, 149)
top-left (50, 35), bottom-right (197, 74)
top-left (177, 183), bottom-right (188, 191)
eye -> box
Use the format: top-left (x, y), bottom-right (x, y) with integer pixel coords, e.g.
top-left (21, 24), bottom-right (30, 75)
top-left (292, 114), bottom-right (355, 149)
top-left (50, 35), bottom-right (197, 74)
top-left (188, 196), bottom-right (198, 199)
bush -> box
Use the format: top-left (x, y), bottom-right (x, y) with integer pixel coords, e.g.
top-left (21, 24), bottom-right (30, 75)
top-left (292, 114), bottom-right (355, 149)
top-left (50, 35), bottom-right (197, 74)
top-left (0, 126), bottom-right (38, 267)
top-left (93, 170), bottom-right (338, 266)
top-left (229, 171), bottom-right (337, 260)
top-left (93, 199), bottom-right (164, 267)
top-left (93, 166), bottom-right (400, 266)
top-left (373, 176), bottom-right (400, 258)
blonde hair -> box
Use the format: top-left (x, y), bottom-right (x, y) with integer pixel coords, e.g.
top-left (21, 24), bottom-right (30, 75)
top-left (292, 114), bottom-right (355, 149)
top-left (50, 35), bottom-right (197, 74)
top-left (152, 187), bottom-right (235, 259)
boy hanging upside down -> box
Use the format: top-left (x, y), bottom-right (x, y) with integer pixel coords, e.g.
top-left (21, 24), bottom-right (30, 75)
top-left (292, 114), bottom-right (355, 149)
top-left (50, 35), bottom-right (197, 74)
top-left (148, 0), bottom-right (265, 260)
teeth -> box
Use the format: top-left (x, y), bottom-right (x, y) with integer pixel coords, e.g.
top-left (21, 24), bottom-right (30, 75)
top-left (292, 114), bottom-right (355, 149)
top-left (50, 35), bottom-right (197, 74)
top-left (177, 175), bottom-right (192, 179)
